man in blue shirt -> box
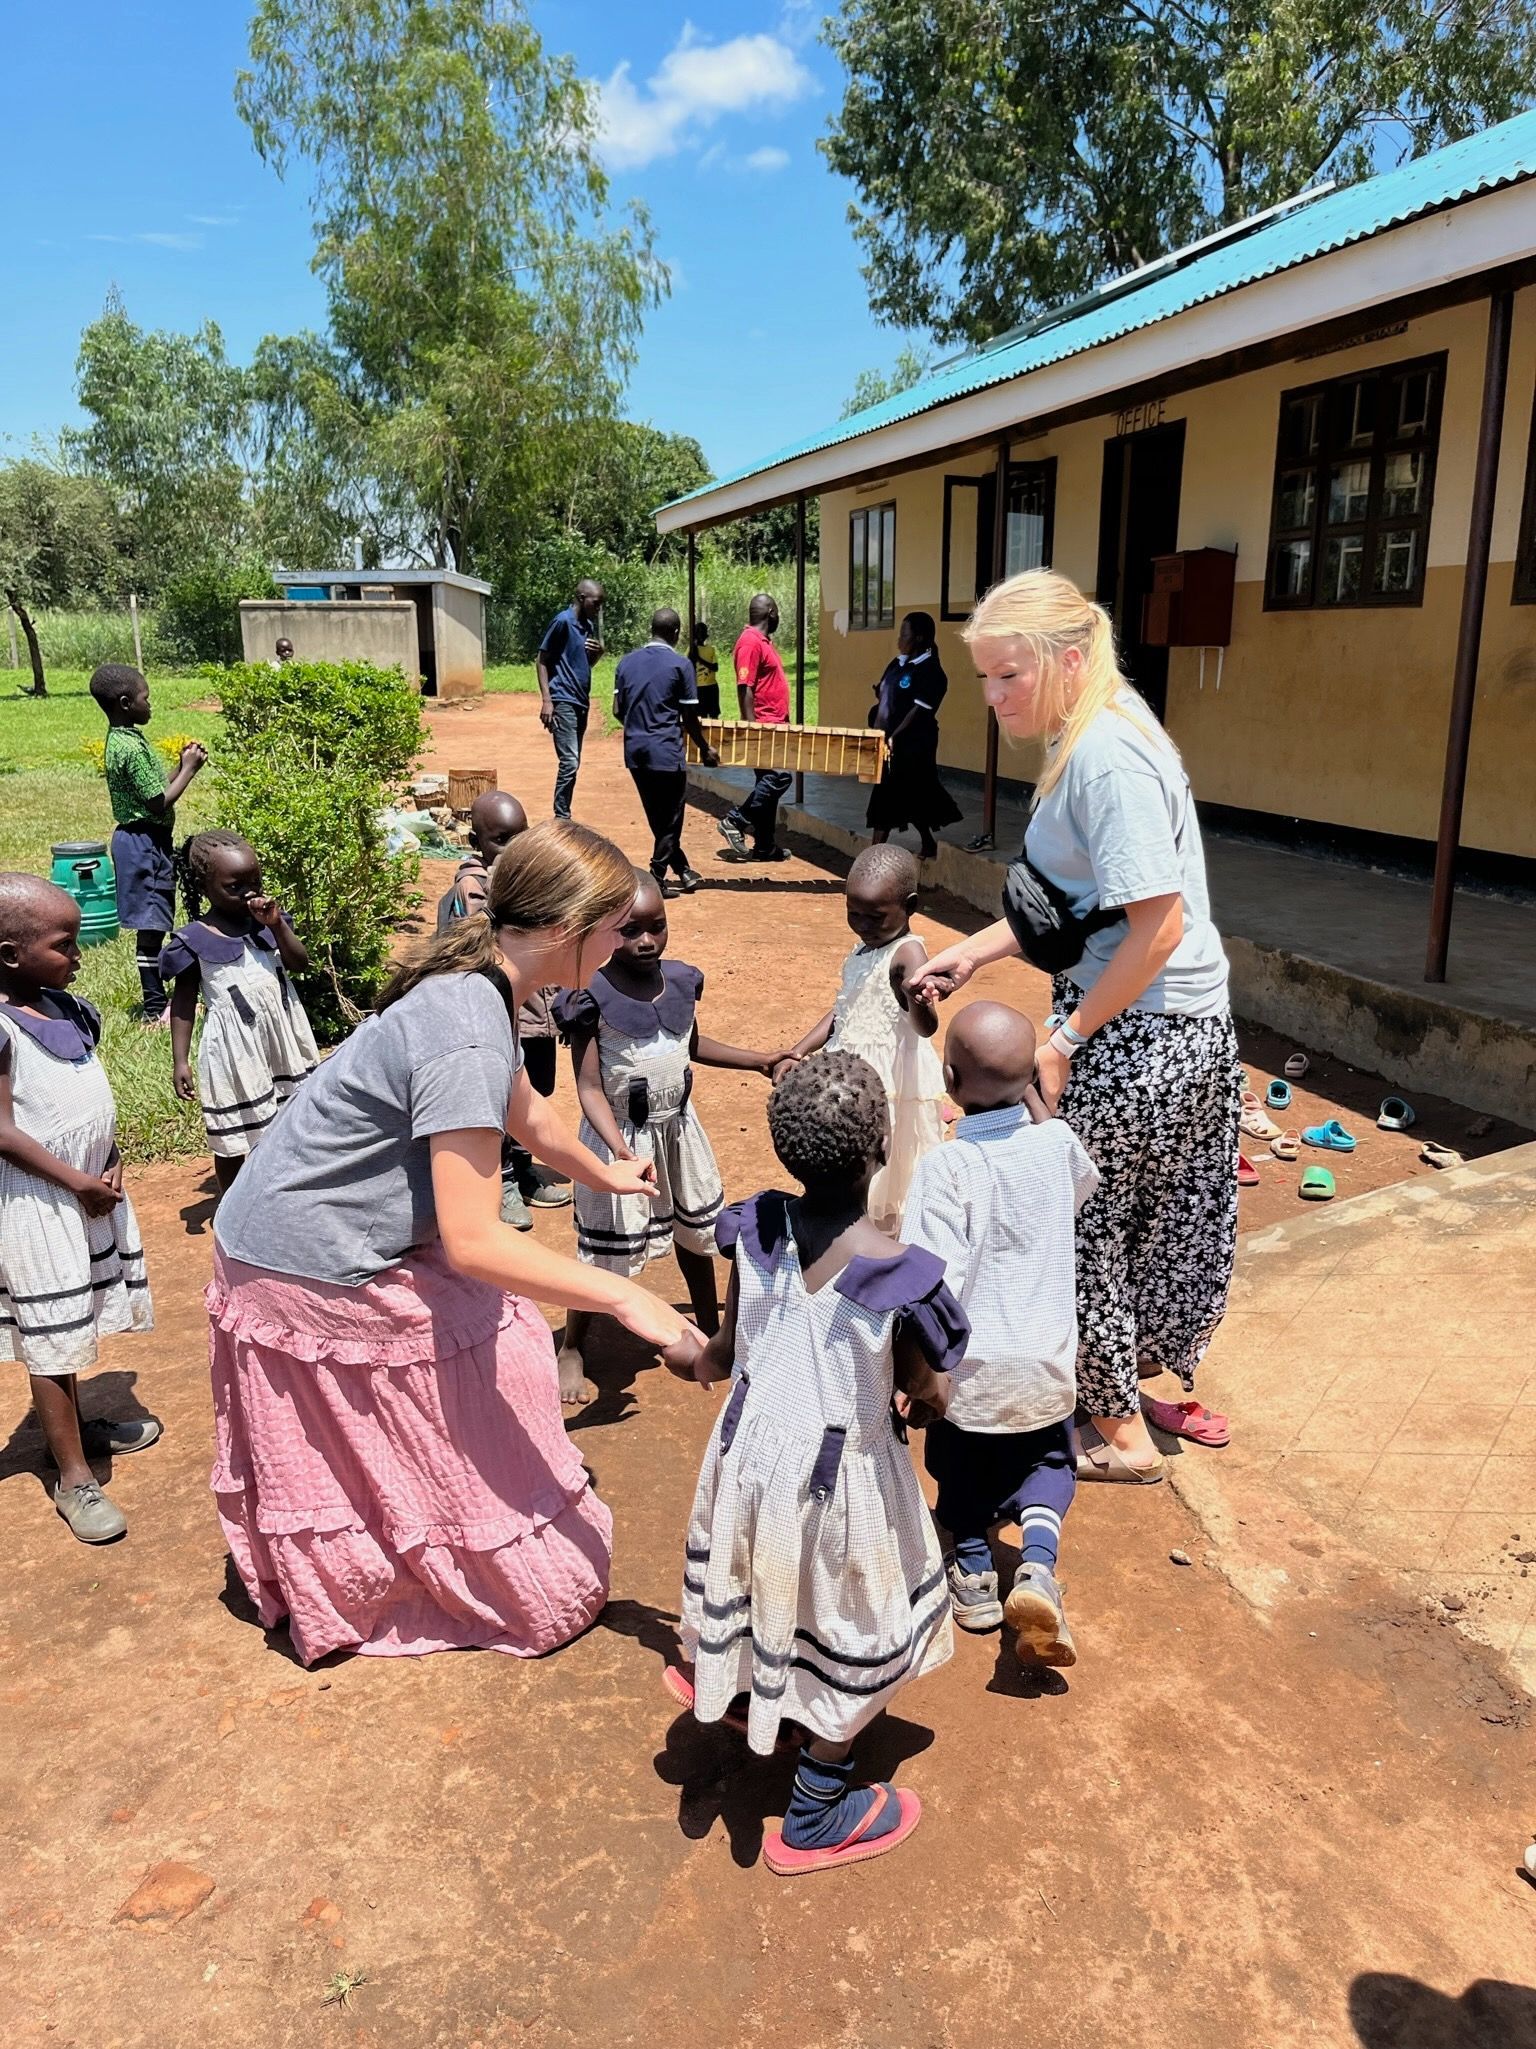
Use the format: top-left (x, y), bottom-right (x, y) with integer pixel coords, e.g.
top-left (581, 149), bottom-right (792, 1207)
top-left (613, 607), bottom-right (720, 895)
top-left (537, 578), bottom-right (605, 818)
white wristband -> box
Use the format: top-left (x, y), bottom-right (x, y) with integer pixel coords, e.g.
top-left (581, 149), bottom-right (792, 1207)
top-left (1048, 1027), bottom-right (1079, 1061)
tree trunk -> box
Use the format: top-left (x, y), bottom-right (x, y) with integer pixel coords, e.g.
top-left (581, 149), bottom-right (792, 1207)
top-left (6, 592), bottom-right (46, 696)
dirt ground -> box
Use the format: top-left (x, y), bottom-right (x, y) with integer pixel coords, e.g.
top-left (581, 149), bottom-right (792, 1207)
top-left (3, 693), bottom-right (1534, 2049)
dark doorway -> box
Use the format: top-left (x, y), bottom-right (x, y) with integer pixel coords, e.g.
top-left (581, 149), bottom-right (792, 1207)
top-left (1096, 420), bottom-right (1185, 723)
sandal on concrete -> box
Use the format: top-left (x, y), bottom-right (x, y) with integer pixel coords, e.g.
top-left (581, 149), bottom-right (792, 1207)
top-left (1142, 1396), bottom-right (1230, 1447)
top-left (1075, 1423), bottom-right (1165, 1484)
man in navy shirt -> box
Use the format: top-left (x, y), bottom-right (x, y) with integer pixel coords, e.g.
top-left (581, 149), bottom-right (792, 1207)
top-left (537, 578), bottom-right (605, 818)
top-left (613, 607), bottom-right (720, 895)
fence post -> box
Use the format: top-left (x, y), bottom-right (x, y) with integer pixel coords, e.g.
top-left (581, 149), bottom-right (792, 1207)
top-left (130, 593), bottom-right (143, 672)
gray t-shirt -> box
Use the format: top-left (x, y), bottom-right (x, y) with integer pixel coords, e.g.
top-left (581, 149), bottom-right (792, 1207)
top-left (214, 972), bottom-right (523, 1287)
top-left (1024, 693), bottom-right (1230, 1016)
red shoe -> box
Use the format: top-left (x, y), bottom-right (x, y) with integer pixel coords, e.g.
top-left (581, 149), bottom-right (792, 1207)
top-left (1237, 1153), bottom-right (1261, 1186)
top-left (1142, 1397), bottom-right (1230, 1447)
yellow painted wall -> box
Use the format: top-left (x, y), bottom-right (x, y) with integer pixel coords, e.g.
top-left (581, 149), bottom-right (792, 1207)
top-left (817, 289), bottom-right (1536, 856)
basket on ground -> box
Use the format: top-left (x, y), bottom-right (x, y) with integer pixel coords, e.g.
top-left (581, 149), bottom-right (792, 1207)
top-left (447, 767), bottom-right (497, 816)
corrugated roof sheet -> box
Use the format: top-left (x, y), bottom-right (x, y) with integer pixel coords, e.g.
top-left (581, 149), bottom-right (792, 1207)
top-left (663, 109), bottom-right (1536, 515)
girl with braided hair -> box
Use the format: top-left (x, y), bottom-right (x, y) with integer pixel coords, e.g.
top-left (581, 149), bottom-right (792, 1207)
top-left (661, 1050), bottom-right (969, 1876)
top-left (162, 832), bottom-right (320, 1191)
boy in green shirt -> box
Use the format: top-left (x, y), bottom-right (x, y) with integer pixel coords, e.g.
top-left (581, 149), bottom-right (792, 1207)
top-left (90, 664), bottom-right (206, 1023)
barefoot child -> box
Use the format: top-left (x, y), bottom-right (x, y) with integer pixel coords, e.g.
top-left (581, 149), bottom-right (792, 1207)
top-left (780, 844), bottom-right (945, 1228)
top-left (552, 871), bottom-right (789, 1406)
top-left (0, 875), bottom-right (157, 1543)
top-left (163, 832), bottom-right (320, 1192)
top-left (900, 1002), bottom-right (1099, 1665)
top-left (663, 1051), bottom-right (966, 1874)
top-left (90, 663), bottom-right (206, 1025)
top-left (437, 789), bottom-right (566, 1230)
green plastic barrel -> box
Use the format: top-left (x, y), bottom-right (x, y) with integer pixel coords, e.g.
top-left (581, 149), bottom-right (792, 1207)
top-left (50, 842), bottom-right (119, 948)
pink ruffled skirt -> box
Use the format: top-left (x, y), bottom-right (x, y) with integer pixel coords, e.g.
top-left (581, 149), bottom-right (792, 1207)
top-left (208, 1246), bottom-right (612, 1667)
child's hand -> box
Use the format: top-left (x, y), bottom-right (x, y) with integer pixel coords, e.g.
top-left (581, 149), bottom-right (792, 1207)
top-left (895, 1371), bottom-right (951, 1430)
top-left (770, 1055), bottom-right (800, 1085)
top-left (70, 1168), bottom-right (121, 1218)
top-left (173, 1061), bottom-right (197, 1103)
top-left (660, 1324), bottom-right (708, 1381)
top-left (247, 894), bottom-right (282, 931)
top-left (105, 1156), bottom-right (125, 1198)
top-left (603, 1157), bottom-right (659, 1201)
top-left (1034, 1041), bottom-right (1070, 1115)
top-left (179, 742), bottom-right (208, 772)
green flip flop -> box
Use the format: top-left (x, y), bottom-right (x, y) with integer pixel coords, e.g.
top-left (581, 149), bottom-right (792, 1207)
top-left (1299, 1165), bottom-right (1335, 1202)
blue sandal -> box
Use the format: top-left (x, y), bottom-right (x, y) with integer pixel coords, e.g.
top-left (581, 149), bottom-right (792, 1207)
top-left (1303, 1118), bottom-right (1356, 1152)
top-left (1266, 1079), bottom-right (1292, 1110)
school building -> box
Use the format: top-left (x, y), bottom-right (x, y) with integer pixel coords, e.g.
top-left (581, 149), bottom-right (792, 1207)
top-left (660, 113), bottom-right (1536, 1123)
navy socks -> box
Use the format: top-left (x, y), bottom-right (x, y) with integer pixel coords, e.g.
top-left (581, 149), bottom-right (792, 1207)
top-left (951, 1531), bottom-right (993, 1577)
top-left (781, 1751), bottom-right (901, 1852)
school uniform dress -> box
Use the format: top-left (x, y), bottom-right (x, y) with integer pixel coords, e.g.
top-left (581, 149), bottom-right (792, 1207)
top-left (827, 936), bottom-right (945, 1229)
top-left (865, 651), bottom-right (962, 837)
top-left (0, 996), bottom-right (152, 1378)
top-left (680, 1193), bottom-right (967, 1756)
top-left (160, 922), bottom-right (321, 1158)
top-left (901, 1108), bottom-right (1099, 1542)
top-left (555, 963), bottom-right (724, 1273)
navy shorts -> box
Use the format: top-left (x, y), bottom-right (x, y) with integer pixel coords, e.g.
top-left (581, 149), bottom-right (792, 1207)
top-left (111, 821), bottom-right (175, 932)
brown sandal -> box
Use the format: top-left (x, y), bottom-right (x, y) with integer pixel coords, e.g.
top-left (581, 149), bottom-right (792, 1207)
top-left (1075, 1423), bottom-right (1166, 1484)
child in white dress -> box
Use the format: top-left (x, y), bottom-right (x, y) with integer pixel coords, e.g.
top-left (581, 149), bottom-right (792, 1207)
top-left (663, 1050), bottom-right (967, 1877)
top-left (0, 874), bottom-right (156, 1544)
top-left (163, 832), bottom-right (320, 1192)
top-left (780, 844), bottom-right (945, 1228)
top-left (552, 871), bottom-right (790, 1407)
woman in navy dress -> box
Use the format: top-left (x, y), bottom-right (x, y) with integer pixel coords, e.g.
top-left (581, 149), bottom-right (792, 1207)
top-left (866, 612), bottom-right (962, 860)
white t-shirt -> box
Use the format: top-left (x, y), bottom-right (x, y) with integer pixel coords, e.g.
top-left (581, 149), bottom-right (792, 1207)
top-left (1024, 692), bottom-right (1230, 1016)
top-left (901, 1106), bottom-right (1099, 1433)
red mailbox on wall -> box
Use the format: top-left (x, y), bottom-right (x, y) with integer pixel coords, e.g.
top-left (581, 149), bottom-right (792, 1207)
top-left (1141, 548), bottom-right (1236, 647)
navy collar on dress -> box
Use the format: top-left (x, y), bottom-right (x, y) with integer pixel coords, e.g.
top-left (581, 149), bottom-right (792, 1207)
top-left (174, 920), bottom-right (280, 966)
top-left (589, 959), bottom-right (697, 1037)
top-left (735, 1190), bottom-right (945, 1310)
top-left (0, 991), bottom-right (101, 1061)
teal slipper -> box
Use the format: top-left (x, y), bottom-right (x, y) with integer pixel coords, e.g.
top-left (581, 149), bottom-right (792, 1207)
top-left (1299, 1166), bottom-right (1335, 1201)
top-left (1303, 1119), bottom-right (1356, 1152)
top-left (1266, 1079), bottom-right (1292, 1110)
top-left (1377, 1095), bottom-right (1416, 1131)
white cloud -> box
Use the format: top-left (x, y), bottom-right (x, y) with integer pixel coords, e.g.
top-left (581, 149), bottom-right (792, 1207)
top-left (743, 146), bottom-right (790, 173)
top-left (89, 230), bottom-right (203, 252)
top-left (776, 0), bottom-right (819, 48)
top-left (188, 213), bottom-right (239, 227)
top-left (595, 27), bottom-right (815, 170)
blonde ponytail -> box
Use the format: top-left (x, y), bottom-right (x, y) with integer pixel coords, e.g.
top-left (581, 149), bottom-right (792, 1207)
top-left (963, 567), bottom-right (1172, 802)
top-left (376, 818), bottom-right (636, 1011)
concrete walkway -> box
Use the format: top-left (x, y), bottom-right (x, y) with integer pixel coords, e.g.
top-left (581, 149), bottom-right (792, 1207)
top-left (1175, 1141), bottom-right (1536, 1687)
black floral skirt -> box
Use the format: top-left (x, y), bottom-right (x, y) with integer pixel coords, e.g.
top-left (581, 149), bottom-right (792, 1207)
top-left (1054, 977), bottom-right (1241, 1418)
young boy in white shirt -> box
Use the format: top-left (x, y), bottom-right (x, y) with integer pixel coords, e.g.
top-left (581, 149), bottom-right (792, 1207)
top-left (901, 1001), bottom-right (1100, 1667)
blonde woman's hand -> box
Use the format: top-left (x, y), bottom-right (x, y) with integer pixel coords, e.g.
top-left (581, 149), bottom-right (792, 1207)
top-left (905, 944), bottom-right (976, 1004)
top-left (616, 1286), bottom-right (693, 1354)
top-left (1034, 1040), bottom-right (1071, 1115)
top-left (601, 1156), bottom-right (659, 1201)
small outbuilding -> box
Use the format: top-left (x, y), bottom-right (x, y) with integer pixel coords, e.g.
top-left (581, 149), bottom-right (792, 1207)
top-left (240, 568), bottom-right (491, 699)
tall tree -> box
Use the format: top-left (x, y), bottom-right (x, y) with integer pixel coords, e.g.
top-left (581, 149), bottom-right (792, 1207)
top-left (549, 423), bottom-right (711, 564)
top-left (841, 345), bottom-right (932, 418)
top-left (236, 0), bottom-right (666, 572)
top-left (0, 460), bottom-right (122, 695)
top-left (821, 0), bottom-right (1536, 345)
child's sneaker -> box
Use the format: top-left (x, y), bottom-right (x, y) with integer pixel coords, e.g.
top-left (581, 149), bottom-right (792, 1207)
top-left (946, 1558), bottom-right (1004, 1632)
top-left (53, 1480), bottom-right (127, 1544)
top-left (1004, 1564), bottom-right (1077, 1667)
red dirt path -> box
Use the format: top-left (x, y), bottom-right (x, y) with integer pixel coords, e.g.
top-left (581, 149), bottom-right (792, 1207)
top-left (2, 694), bottom-right (1533, 2049)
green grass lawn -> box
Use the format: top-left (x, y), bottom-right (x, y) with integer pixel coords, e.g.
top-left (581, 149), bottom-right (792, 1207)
top-left (0, 670), bottom-right (224, 1164)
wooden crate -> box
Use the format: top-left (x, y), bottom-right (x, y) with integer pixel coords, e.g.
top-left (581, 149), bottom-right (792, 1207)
top-left (447, 767), bottom-right (497, 815)
top-left (686, 722), bottom-right (887, 784)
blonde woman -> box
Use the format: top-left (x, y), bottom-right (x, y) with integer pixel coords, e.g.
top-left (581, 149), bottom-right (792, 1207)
top-left (912, 571), bottom-right (1239, 1480)
top-left (209, 821), bottom-right (694, 1664)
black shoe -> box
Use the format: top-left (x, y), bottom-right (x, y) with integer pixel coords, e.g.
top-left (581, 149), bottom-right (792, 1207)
top-left (655, 876), bottom-right (683, 899)
top-left (716, 815), bottom-right (748, 857)
top-left (678, 869), bottom-right (704, 893)
top-left (748, 846), bottom-right (790, 863)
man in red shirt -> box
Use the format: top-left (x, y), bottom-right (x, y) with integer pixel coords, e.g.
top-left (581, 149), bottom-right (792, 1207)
top-left (717, 593), bottom-right (792, 862)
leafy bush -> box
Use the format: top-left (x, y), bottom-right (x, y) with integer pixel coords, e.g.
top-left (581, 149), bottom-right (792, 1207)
top-left (160, 561), bottom-right (277, 666)
top-left (213, 660), bottom-right (424, 1037)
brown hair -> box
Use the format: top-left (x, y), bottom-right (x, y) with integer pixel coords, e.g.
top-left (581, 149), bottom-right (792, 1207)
top-left (376, 818), bottom-right (636, 1011)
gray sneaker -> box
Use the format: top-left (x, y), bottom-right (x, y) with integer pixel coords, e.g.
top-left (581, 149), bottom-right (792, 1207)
top-left (716, 815), bottom-right (748, 857)
top-left (1004, 1564), bottom-right (1077, 1668)
top-left (81, 1415), bottom-right (162, 1459)
top-left (54, 1480), bottom-right (127, 1544)
top-left (500, 1182), bottom-right (534, 1231)
top-left (527, 1176), bottom-right (573, 1210)
top-left (946, 1559), bottom-right (1004, 1632)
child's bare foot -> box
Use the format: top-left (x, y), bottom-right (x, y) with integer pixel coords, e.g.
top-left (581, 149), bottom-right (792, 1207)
top-left (557, 1346), bottom-right (597, 1407)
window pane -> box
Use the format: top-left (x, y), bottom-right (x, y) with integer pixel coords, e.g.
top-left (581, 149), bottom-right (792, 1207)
top-left (1276, 468), bottom-right (1315, 530)
top-left (1373, 527), bottom-right (1420, 595)
top-left (1395, 370), bottom-right (1432, 437)
top-left (1328, 460), bottom-right (1371, 524)
top-left (1323, 533), bottom-right (1364, 602)
top-left (1271, 539), bottom-right (1313, 599)
top-left (944, 480), bottom-right (981, 612)
top-left (850, 512), bottom-right (866, 626)
top-left (1382, 449), bottom-right (1424, 517)
top-left (879, 506), bottom-right (896, 624)
top-left (1006, 469), bottom-right (1051, 574)
top-left (1280, 395), bottom-right (1320, 460)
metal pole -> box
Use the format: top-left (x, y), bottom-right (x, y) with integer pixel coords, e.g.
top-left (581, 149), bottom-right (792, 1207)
top-left (130, 591), bottom-right (143, 672)
top-left (686, 531), bottom-right (697, 657)
top-left (981, 435), bottom-right (1009, 845)
top-left (1426, 288), bottom-right (1513, 983)
top-left (794, 493), bottom-right (807, 804)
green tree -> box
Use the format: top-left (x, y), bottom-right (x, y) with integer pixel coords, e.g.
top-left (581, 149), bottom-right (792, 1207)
top-left (68, 291), bottom-right (253, 585)
top-left (545, 423), bottom-right (711, 564)
top-left (841, 345), bottom-right (932, 417)
top-left (236, 0), bottom-right (667, 573)
top-left (0, 459), bottom-right (123, 696)
top-left (821, 0), bottom-right (1536, 345)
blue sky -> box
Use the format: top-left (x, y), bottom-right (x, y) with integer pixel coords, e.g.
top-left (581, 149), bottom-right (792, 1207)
top-left (3, 1), bottom-right (905, 479)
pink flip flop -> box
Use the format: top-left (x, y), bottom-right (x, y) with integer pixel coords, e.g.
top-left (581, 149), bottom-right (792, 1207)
top-left (662, 1666), bottom-right (801, 1751)
top-left (1142, 1396), bottom-right (1230, 1447)
top-left (763, 1785), bottom-right (923, 1877)
top-left (1237, 1153), bottom-right (1261, 1187)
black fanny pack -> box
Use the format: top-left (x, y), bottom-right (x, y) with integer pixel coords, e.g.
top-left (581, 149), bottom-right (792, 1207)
top-left (1002, 857), bottom-right (1126, 975)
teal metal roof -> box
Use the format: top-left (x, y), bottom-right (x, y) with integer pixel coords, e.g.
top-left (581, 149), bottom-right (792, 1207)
top-left (663, 109), bottom-right (1536, 516)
